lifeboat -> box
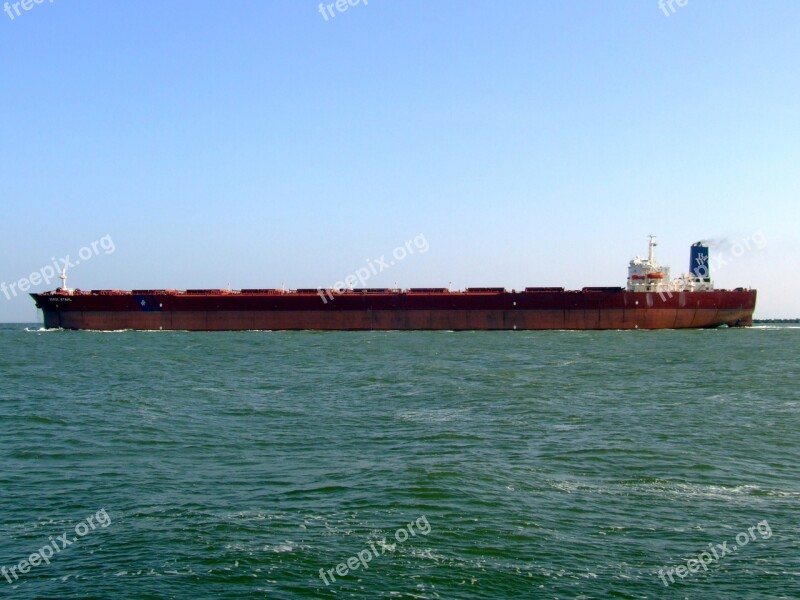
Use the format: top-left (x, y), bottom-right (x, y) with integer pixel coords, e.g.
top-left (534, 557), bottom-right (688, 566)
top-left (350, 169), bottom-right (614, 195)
top-left (646, 272), bottom-right (665, 280)
top-left (630, 275), bottom-right (646, 280)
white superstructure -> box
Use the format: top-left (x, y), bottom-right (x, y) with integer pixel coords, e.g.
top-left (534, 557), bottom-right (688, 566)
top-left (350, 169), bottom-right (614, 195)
top-left (626, 236), bottom-right (714, 293)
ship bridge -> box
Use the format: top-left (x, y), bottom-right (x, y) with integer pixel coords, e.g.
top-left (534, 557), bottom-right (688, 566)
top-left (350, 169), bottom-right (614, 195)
top-left (626, 236), bottom-right (714, 293)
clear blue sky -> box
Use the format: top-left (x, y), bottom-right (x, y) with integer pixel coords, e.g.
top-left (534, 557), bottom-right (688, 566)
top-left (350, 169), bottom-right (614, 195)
top-left (1, 0), bottom-right (798, 321)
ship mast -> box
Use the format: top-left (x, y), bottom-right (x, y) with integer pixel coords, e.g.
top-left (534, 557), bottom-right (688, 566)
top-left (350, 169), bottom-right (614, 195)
top-left (648, 235), bottom-right (657, 265)
top-left (59, 269), bottom-right (68, 291)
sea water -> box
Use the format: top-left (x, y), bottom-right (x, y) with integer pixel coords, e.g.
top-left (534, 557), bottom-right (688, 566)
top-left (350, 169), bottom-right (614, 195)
top-left (1, 325), bottom-right (798, 598)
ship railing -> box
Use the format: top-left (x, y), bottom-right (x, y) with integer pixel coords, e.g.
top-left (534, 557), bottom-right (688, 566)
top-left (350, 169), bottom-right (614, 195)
top-left (89, 290), bottom-right (131, 295)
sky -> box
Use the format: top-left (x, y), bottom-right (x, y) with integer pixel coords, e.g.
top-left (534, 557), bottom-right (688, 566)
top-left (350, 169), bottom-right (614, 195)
top-left (1, 0), bottom-right (798, 321)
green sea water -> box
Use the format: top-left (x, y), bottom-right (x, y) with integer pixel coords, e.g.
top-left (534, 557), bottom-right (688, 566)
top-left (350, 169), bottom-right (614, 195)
top-left (1, 325), bottom-right (798, 599)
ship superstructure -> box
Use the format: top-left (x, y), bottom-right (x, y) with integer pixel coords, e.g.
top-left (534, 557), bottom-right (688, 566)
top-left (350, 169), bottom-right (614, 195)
top-left (627, 237), bottom-right (715, 294)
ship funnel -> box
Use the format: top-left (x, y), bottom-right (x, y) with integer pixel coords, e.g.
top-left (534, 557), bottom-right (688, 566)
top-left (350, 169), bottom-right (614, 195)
top-left (690, 242), bottom-right (710, 281)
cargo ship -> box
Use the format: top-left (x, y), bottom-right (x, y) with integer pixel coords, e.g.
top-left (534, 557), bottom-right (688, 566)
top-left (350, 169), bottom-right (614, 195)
top-left (30, 238), bottom-right (756, 331)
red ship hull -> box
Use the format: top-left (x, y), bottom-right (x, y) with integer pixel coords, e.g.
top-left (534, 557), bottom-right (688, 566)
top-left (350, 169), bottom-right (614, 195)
top-left (30, 289), bottom-right (757, 331)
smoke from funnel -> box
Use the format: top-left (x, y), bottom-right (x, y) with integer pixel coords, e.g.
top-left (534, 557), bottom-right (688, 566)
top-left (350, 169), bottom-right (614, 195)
top-left (699, 237), bottom-right (732, 251)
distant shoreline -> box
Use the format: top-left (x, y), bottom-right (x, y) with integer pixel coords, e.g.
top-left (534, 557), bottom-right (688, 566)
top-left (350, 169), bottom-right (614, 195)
top-left (753, 319), bottom-right (800, 323)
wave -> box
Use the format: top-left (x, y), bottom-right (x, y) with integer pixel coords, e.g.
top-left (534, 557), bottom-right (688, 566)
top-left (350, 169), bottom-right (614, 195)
top-left (547, 479), bottom-right (795, 501)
